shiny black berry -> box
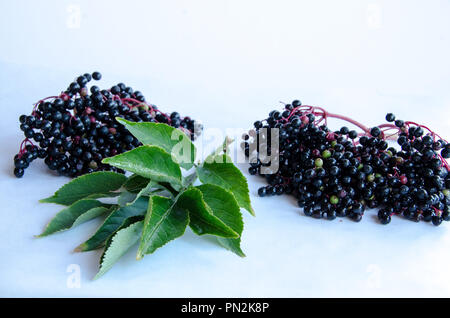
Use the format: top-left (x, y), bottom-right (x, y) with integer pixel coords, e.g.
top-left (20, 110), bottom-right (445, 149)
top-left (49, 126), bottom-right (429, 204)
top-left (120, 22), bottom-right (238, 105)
top-left (92, 72), bottom-right (102, 80)
top-left (13, 72), bottom-right (201, 178)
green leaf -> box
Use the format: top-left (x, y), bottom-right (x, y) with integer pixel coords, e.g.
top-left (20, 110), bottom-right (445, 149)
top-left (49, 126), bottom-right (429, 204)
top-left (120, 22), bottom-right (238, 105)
top-left (102, 215), bottom-right (144, 250)
top-left (94, 220), bottom-right (143, 279)
top-left (117, 191), bottom-right (138, 207)
top-left (40, 172), bottom-right (127, 206)
top-left (196, 154), bottom-right (255, 216)
top-left (76, 197), bottom-right (149, 252)
top-left (102, 145), bottom-right (182, 187)
top-left (85, 192), bottom-right (121, 200)
top-left (182, 171), bottom-right (198, 188)
top-left (117, 118), bottom-right (196, 170)
top-left (196, 184), bottom-right (245, 257)
top-left (137, 196), bottom-right (189, 259)
top-left (37, 200), bottom-right (107, 237)
top-left (72, 207), bottom-right (112, 228)
top-left (177, 188), bottom-right (239, 238)
top-left (118, 181), bottom-right (168, 207)
top-left (132, 181), bottom-right (170, 200)
top-left (123, 174), bottom-right (150, 193)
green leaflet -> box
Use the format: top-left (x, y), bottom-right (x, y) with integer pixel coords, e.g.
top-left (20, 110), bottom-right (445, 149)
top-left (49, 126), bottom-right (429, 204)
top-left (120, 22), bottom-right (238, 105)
top-left (117, 191), bottom-right (138, 207)
top-left (182, 171), bottom-right (199, 188)
top-left (72, 207), bottom-right (112, 228)
top-left (178, 188), bottom-right (239, 238)
top-left (94, 221), bottom-right (143, 279)
top-left (117, 118), bottom-right (196, 170)
top-left (118, 181), bottom-right (169, 207)
top-left (40, 172), bottom-right (127, 206)
top-left (37, 200), bottom-right (108, 237)
top-left (102, 216), bottom-right (144, 250)
top-left (196, 184), bottom-right (245, 257)
top-left (102, 145), bottom-right (182, 187)
top-left (137, 196), bottom-right (189, 259)
top-left (196, 154), bottom-right (255, 216)
top-left (123, 174), bottom-right (150, 193)
top-left (76, 197), bottom-right (149, 252)
top-left (85, 192), bottom-right (121, 200)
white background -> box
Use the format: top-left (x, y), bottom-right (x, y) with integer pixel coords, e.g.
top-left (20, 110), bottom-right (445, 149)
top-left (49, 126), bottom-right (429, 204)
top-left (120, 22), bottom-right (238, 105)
top-left (1, 0), bottom-right (450, 297)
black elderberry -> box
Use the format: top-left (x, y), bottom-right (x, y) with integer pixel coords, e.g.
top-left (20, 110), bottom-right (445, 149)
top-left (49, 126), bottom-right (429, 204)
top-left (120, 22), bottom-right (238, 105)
top-left (248, 167), bottom-right (258, 175)
top-left (378, 210), bottom-right (391, 225)
top-left (24, 129), bottom-right (34, 138)
top-left (443, 210), bottom-right (450, 222)
top-left (442, 147), bottom-right (450, 159)
top-left (370, 127), bottom-right (381, 138)
top-left (13, 72), bottom-right (201, 178)
top-left (14, 168), bottom-right (25, 178)
top-left (245, 102), bottom-right (449, 227)
top-left (69, 82), bottom-right (80, 93)
top-left (92, 72), bottom-right (102, 81)
top-left (432, 215), bottom-right (443, 226)
top-left (395, 120), bottom-right (404, 128)
top-left (351, 213), bottom-right (363, 222)
top-left (292, 100), bottom-right (301, 107)
top-left (385, 113), bottom-right (395, 122)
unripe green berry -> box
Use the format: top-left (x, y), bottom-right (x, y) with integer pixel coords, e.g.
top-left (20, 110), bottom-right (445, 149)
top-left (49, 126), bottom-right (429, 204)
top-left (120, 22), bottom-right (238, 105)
top-left (330, 195), bottom-right (339, 205)
top-left (322, 150), bottom-right (332, 159)
top-left (315, 158), bottom-right (323, 168)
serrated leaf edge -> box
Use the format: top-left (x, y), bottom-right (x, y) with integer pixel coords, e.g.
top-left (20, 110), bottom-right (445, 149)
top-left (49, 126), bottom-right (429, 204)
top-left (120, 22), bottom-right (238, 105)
top-left (137, 195), bottom-right (190, 259)
top-left (36, 200), bottom-right (107, 238)
top-left (102, 145), bottom-right (183, 186)
top-left (196, 184), bottom-right (246, 257)
top-left (39, 171), bottom-right (127, 205)
top-left (93, 220), bottom-right (143, 279)
top-left (182, 187), bottom-right (240, 239)
top-left (116, 117), bottom-right (196, 170)
top-left (197, 156), bottom-right (255, 216)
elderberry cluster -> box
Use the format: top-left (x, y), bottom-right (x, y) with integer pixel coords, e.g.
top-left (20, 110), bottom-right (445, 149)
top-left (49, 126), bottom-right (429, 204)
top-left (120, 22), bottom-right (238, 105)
top-left (13, 72), bottom-right (201, 178)
top-left (244, 100), bottom-right (450, 225)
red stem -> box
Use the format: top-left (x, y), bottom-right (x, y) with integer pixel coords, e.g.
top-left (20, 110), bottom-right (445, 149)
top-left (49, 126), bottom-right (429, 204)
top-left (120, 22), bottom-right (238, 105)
top-left (18, 138), bottom-right (34, 158)
top-left (320, 111), bottom-right (370, 133)
top-left (284, 104), bottom-right (449, 171)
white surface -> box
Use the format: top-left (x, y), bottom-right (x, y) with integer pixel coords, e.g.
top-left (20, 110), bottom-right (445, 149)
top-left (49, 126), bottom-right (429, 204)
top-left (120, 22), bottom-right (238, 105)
top-left (1, 0), bottom-right (450, 297)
